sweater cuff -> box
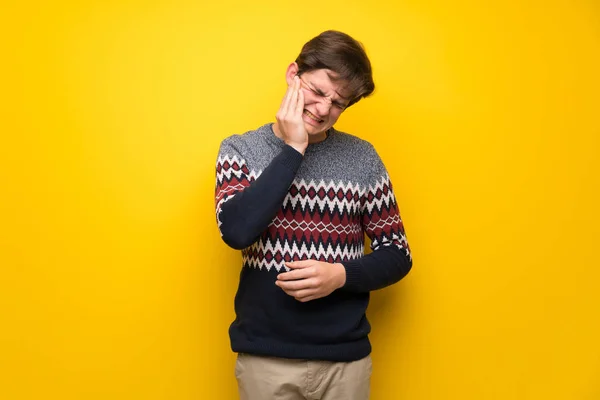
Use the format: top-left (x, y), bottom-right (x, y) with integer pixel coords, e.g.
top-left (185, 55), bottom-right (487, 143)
top-left (341, 260), bottom-right (363, 291)
top-left (278, 145), bottom-right (304, 172)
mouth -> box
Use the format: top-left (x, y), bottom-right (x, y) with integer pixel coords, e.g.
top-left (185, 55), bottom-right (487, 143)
top-left (303, 109), bottom-right (324, 124)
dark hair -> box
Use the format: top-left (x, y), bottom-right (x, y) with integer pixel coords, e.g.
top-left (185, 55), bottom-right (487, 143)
top-left (295, 30), bottom-right (375, 107)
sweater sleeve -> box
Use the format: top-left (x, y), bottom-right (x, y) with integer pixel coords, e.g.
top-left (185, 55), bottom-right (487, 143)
top-left (341, 145), bottom-right (412, 292)
top-left (215, 138), bottom-right (303, 250)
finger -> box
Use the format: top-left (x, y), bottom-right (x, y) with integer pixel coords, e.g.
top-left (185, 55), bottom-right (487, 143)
top-left (279, 79), bottom-right (295, 114)
top-left (285, 260), bottom-right (314, 269)
top-left (277, 268), bottom-right (313, 281)
top-left (296, 295), bottom-right (318, 303)
top-left (296, 82), bottom-right (304, 115)
top-left (281, 288), bottom-right (316, 300)
top-left (276, 278), bottom-right (315, 290)
top-left (279, 77), bottom-right (299, 116)
top-left (287, 76), bottom-right (299, 116)
top-left (293, 291), bottom-right (319, 302)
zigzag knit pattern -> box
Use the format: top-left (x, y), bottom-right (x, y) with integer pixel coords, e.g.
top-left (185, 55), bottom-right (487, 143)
top-left (215, 141), bottom-right (410, 272)
top-left (215, 154), bottom-right (260, 231)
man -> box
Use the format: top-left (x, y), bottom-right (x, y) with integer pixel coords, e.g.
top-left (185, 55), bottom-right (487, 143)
top-left (215, 30), bottom-right (412, 400)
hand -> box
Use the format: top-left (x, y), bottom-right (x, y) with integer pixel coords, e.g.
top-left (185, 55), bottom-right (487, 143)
top-left (276, 76), bottom-right (308, 154)
top-left (275, 260), bottom-right (346, 302)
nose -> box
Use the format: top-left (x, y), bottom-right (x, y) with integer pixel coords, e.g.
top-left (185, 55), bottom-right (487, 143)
top-left (314, 98), bottom-right (332, 116)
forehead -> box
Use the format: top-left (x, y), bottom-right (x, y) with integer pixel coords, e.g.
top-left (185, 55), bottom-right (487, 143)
top-left (302, 69), bottom-right (351, 100)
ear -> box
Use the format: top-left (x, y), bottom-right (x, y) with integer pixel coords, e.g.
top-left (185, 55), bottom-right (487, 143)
top-left (285, 62), bottom-right (299, 86)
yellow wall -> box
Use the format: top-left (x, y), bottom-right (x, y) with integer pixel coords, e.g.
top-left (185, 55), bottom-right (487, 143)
top-left (2, 0), bottom-right (599, 399)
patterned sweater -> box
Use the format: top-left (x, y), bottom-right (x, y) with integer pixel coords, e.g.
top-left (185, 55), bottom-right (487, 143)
top-left (215, 123), bottom-right (412, 362)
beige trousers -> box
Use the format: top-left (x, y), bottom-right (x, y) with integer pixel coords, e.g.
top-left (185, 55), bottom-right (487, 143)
top-left (235, 353), bottom-right (372, 400)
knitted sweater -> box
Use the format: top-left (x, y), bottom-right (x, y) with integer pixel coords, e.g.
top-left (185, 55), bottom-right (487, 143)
top-left (215, 123), bottom-right (412, 362)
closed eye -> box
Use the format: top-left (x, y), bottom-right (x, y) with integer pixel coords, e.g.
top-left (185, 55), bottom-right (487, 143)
top-left (302, 78), bottom-right (347, 110)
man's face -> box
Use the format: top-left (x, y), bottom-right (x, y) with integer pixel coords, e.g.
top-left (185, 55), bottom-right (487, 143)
top-left (291, 68), bottom-right (351, 138)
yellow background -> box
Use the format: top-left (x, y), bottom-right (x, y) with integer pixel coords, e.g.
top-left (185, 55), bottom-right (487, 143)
top-left (2, 0), bottom-right (599, 399)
